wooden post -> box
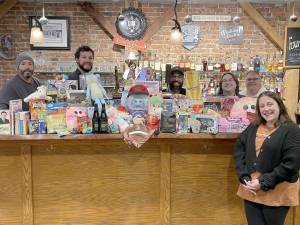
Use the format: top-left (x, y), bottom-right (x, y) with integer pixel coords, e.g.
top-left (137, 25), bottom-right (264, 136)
top-left (284, 2), bottom-right (300, 123)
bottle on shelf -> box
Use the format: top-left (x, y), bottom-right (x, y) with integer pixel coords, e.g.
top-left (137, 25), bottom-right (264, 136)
top-left (224, 57), bottom-right (230, 72)
top-left (259, 56), bottom-right (266, 73)
top-left (253, 55), bottom-right (260, 73)
top-left (202, 58), bottom-right (208, 71)
top-left (207, 57), bottom-right (214, 71)
top-left (248, 57), bottom-right (254, 71)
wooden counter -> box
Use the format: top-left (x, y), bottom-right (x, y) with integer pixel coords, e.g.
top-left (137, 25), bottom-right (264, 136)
top-left (0, 134), bottom-right (298, 225)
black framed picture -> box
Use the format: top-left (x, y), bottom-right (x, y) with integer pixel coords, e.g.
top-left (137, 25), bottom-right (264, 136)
top-left (284, 26), bottom-right (300, 68)
top-left (29, 16), bottom-right (70, 50)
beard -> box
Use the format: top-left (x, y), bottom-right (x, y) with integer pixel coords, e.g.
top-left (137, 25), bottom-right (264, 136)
top-left (19, 69), bottom-right (33, 81)
top-left (78, 62), bottom-right (93, 73)
top-left (169, 81), bottom-right (183, 91)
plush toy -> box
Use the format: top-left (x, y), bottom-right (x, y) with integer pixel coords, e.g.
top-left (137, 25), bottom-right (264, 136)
top-left (106, 105), bottom-right (131, 133)
top-left (125, 84), bottom-right (149, 117)
top-left (24, 85), bottom-right (52, 103)
top-left (146, 95), bottom-right (162, 129)
top-left (230, 97), bottom-right (257, 122)
top-left (85, 74), bottom-right (109, 113)
top-left (66, 106), bottom-right (88, 134)
top-left (123, 84), bottom-right (156, 148)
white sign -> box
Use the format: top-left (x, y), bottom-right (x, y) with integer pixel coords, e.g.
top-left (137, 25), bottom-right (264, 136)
top-left (192, 15), bottom-right (231, 22)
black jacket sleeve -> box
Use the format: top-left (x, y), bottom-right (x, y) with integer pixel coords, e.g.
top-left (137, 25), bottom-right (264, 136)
top-left (259, 125), bottom-right (300, 191)
top-left (234, 125), bottom-right (252, 184)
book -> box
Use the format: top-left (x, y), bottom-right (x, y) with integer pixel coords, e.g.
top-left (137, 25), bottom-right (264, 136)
top-left (0, 110), bottom-right (11, 135)
top-left (29, 99), bottom-right (47, 120)
top-left (9, 99), bottom-right (22, 135)
top-left (190, 114), bottom-right (218, 134)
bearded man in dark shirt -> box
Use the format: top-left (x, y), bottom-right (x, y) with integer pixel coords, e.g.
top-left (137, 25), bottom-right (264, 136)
top-left (0, 52), bottom-right (40, 110)
top-left (68, 45), bottom-right (94, 89)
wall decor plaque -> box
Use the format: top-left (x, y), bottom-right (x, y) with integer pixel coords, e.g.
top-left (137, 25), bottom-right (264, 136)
top-left (219, 25), bottom-right (243, 45)
top-left (181, 24), bottom-right (200, 50)
top-left (115, 7), bottom-right (147, 40)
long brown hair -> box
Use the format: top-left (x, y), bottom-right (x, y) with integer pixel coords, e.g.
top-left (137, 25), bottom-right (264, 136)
top-left (254, 91), bottom-right (294, 127)
top-left (218, 72), bottom-right (240, 96)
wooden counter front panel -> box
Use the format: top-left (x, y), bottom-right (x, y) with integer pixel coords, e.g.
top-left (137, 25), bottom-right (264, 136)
top-left (0, 146), bottom-right (23, 225)
top-left (0, 137), bottom-right (298, 225)
top-left (31, 143), bottom-right (161, 225)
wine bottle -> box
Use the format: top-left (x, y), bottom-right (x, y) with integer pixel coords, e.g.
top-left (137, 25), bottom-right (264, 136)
top-left (99, 104), bottom-right (109, 134)
top-left (92, 104), bottom-right (100, 134)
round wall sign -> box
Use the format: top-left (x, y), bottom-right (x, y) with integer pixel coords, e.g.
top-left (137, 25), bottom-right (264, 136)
top-left (115, 7), bottom-right (147, 40)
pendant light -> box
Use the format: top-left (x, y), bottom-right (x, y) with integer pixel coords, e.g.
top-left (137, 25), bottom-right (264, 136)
top-left (170, 0), bottom-right (182, 42)
top-left (39, 1), bottom-right (48, 26)
top-left (290, 1), bottom-right (298, 22)
top-left (30, 17), bottom-right (44, 44)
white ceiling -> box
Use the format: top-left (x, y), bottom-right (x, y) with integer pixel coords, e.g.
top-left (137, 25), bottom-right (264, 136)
top-left (18, 0), bottom-right (288, 4)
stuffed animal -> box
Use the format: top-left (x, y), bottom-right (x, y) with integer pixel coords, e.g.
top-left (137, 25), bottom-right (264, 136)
top-left (85, 74), bottom-right (109, 113)
top-left (24, 85), bottom-right (52, 103)
top-left (230, 97), bottom-right (257, 122)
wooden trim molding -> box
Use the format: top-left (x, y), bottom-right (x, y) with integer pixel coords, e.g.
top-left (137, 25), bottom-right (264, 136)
top-left (160, 144), bottom-right (171, 225)
top-left (21, 145), bottom-right (33, 225)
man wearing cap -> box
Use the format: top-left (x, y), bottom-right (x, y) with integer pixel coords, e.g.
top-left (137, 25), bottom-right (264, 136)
top-left (0, 52), bottom-right (40, 110)
top-left (68, 45), bottom-right (94, 89)
top-left (164, 66), bottom-right (186, 96)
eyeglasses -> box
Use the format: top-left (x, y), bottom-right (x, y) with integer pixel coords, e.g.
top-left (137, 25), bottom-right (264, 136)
top-left (246, 78), bottom-right (260, 82)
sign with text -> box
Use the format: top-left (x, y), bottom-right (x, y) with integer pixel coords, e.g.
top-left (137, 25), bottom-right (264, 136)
top-left (284, 26), bottom-right (300, 68)
top-left (219, 25), bottom-right (243, 45)
top-left (113, 34), bottom-right (146, 51)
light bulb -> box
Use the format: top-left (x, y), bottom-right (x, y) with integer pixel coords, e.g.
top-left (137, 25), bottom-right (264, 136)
top-left (233, 15), bottom-right (240, 24)
top-left (30, 27), bottom-right (44, 44)
top-left (184, 15), bottom-right (192, 23)
top-left (290, 14), bottom-right (298, 22)
top-left (170, 28), bottom-right (182, 42)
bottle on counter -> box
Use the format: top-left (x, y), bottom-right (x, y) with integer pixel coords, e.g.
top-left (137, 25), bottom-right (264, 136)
top-left (92, 104), bottom-right (100, 134)
top-left (99, 104), bottom-right (109, 134)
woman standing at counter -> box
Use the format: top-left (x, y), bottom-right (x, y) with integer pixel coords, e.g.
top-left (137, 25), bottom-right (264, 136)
top-left (234, 91), bottom-right (300, 225)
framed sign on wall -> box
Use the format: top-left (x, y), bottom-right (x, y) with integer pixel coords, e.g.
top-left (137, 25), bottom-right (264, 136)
top-left (284, 26), bottom-right (300, 68)
top-left (29, 16), bottom-right (70, 50)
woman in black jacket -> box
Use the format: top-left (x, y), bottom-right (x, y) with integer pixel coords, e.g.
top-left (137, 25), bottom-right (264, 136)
top-left (234, 91), bottom-right (300, 225)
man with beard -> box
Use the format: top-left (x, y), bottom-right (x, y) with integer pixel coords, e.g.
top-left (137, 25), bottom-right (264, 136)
top-left (68, 45), bottom-right (94, 89)
top-left (164, 67), bottom-right (186, 96)
top-left (0, 52), bottom-right (40, 110)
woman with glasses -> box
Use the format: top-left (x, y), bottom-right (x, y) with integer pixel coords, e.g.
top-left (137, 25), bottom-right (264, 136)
top-left (234, 91), bottom-right (300, 225)
top-left (218, 72), bottom-right (244, 97)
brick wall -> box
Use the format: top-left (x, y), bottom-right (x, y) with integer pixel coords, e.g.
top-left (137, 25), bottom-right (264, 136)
top-left (0, 2), bottom-right (287, 88)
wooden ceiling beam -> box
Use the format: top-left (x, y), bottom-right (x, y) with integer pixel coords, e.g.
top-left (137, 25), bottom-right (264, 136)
top-left (143, 6), bottom-right (174, 42)
top-left (79, 2), bottom-right (117, 39)
top-left (0, 0), bottom-right (18, 19)
top-left (239, 2), bottom-right (284, 50)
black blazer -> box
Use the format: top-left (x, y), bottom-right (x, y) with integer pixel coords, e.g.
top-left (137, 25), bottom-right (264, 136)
top-left (234, 123), bottom-right (300, 191)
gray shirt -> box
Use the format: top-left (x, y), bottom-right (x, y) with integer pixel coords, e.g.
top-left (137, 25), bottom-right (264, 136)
top-left (0, 75), bottom-right (39, 111)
